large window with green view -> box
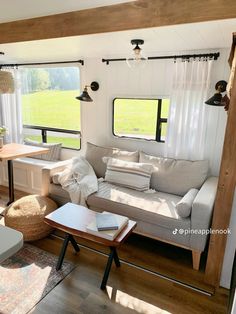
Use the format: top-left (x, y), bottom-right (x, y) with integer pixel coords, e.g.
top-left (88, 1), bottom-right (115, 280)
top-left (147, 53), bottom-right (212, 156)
top-left (113, 98), bottom-right (170, 142)
top-left (21, 66), bottom-right (81, 150)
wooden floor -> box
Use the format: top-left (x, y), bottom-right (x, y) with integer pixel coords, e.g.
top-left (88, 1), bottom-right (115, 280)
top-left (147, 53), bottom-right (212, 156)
top-left (0, 186), bottom-right (229, 314)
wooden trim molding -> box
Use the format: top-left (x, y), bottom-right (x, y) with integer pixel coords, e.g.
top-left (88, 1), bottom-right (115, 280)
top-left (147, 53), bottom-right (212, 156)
top-left (204, 59), bottom-right (236, 286)
top-left (0, 0), bottom-right (236, 44)
top-left (192, 251), bottom-right (202, 271)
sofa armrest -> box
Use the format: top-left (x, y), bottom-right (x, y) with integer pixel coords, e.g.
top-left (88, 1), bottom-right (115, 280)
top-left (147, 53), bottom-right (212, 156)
top-left (41, 159), bottom-right (71, 196)
top-left (190, 176), bottom-right (218, 251)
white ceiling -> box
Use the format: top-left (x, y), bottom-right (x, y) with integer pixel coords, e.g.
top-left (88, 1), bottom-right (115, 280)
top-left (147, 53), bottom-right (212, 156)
top-left (0, 0), bottom-right (134, 23)
top-left (0, 18), bottom-right (235, 64)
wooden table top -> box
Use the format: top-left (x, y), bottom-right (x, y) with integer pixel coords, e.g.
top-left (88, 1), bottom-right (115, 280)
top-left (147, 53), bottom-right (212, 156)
top-left (0, 143), bottom-right (49, 161)
top-left (44, 203), bottom-right (137, 247)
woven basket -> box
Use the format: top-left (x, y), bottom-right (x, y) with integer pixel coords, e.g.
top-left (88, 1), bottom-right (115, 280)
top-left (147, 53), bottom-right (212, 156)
top-left (5, 195), bottom-right (58, 241)
top-left (0, 70), bottom-right (15, 94)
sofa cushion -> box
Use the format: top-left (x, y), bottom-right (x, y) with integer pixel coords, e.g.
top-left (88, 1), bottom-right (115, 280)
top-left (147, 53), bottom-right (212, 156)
top-left (103, 157), bottom-right (153, 191)
top-left (85, 142), bottom-right (139, 178)
top-left (49, 183), bottom-right (70, 199)
top-left (24, 139), bottom-right (62, 161)
top-left (139, 151), bottom-right (209, 196)
top-left (176, 188), bottom-right (199, 218)
top-left (87, 181), bottom-right (190, 231)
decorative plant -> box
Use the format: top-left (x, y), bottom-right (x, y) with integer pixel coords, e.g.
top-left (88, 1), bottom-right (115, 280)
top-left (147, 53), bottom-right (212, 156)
top-left (0, 126), bottom-right (7, 137)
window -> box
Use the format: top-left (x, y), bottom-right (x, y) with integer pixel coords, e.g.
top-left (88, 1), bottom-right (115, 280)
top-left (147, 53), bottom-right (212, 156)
top-left (113, 98), bottom-right (170, 142)
top-left (21, 66), bottom-right (81, 150)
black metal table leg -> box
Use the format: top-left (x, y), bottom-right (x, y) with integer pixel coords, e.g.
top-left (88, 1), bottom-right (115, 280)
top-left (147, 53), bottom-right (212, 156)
top-left (56, 234), bottom-right (80, 271)
top-left (69, 235), bottom-right (80, 252)
top-left (113, 247), bottom-right (120, 267)
top-left (56, 234), bottom-right (70, 270)
top-left (100, 247), bottom-right (120, 290)
top-left (7, 160), bottom-right (14, 206)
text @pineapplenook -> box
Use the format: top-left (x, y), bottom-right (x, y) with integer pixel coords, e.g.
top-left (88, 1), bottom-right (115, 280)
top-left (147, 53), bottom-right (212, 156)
top-left (172, 228), bottom-right (231, 235)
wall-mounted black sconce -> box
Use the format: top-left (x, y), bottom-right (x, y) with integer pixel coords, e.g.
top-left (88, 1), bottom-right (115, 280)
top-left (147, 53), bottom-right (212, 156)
top-left (205, 80), bottom-right (228, 107)
top-left (76, 81), bottom-right (99, 102)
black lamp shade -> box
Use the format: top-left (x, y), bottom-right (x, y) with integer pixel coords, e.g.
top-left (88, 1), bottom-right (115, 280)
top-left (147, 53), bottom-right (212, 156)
top-left (75, 81), bottom-right (99, 102)
top-left (205, 93), bottom-right (223, 106)
top-left (205, 80), bottom-right (227, 107)
top-left (76, 89), bottom-right (93, 102)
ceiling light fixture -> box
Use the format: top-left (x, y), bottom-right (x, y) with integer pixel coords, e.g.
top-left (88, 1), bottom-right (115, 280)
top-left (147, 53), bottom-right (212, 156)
top-left (126, 39), bottom-right (147, 68)
top-left (205, 80), bottom-right (228, 109)
top-left (76, 81), bottom-right (99, 102)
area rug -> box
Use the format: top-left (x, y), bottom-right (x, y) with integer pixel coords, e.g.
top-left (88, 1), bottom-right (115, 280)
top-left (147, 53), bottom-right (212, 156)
top-left (0, 244), bottom-right (75, 314)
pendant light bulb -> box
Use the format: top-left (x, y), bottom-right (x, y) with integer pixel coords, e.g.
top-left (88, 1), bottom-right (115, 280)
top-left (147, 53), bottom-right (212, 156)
top-left (126, 39), bottom-right (147, 68)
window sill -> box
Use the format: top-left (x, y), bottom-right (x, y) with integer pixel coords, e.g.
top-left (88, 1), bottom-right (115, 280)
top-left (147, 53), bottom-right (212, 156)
top-left (112, 134), bottom-right (165, 144)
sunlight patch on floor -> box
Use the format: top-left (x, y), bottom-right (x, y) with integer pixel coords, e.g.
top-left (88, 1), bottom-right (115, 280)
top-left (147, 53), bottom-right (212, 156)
top-left (107, 286), bottom-right (172, 314)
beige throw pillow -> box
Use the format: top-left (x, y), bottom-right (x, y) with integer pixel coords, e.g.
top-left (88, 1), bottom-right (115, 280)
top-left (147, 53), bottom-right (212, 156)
top-left (139, 151), bottom-right (208, 196)
top-left (103, 157), bottom-right (153, 191)
top-left (176, 188), bottom-right (199, 218)
top-left (85, 142), bottom-right (139, 178)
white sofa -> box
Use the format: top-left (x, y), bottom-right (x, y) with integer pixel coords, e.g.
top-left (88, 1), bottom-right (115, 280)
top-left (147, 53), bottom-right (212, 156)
top-left (42, 143), bottom-right (218, 270)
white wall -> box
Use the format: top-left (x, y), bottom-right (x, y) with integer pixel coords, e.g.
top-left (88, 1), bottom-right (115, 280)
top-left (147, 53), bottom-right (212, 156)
top-left (62, 48), bottom-right (230, 176)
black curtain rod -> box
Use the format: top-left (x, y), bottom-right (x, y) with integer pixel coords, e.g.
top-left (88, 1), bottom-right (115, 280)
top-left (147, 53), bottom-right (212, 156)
top-left (102, 52), bottom-right (220, 65)
top-left (0, 59), bottom-right (84, 67)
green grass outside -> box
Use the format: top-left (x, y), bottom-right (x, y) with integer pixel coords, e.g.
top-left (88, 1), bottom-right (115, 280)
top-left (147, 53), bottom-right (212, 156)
top-left (22, 91), bottom-right (170, 148)
top-left (114, 98), bottom-right (170, 138)
top-left (22, 90), bottom-right (81, 149)
top-left (22, 90), bottom-right (81, 130)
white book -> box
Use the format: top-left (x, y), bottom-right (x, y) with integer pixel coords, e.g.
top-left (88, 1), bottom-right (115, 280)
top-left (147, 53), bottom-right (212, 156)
top-left (86, 211), bottom-right (129, 240)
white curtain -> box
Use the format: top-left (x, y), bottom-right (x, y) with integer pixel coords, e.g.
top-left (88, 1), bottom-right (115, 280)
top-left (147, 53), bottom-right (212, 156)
top-left (164, 59), bottom-right (213, 160)
top-left (0, 68), bottom-right (23, 143)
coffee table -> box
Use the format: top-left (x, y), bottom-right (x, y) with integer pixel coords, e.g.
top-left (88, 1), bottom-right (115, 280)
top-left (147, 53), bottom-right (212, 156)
top-left (44, 202), bottom-right (136, 290)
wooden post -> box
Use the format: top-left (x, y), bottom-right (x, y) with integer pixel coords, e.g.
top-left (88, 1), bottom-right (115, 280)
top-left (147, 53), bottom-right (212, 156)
top-left (204, 41), bottom-right (236, 286)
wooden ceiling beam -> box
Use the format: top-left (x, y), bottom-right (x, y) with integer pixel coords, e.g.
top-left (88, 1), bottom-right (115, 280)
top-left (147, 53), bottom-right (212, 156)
top-left (0, 0), bottom-right (236, 44)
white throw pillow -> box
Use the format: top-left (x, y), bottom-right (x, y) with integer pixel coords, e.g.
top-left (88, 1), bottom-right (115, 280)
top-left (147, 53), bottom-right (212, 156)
top-left (103, 157), bottom-right (153, 191)
top-left (176, 188), bottom-right (199, 218)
